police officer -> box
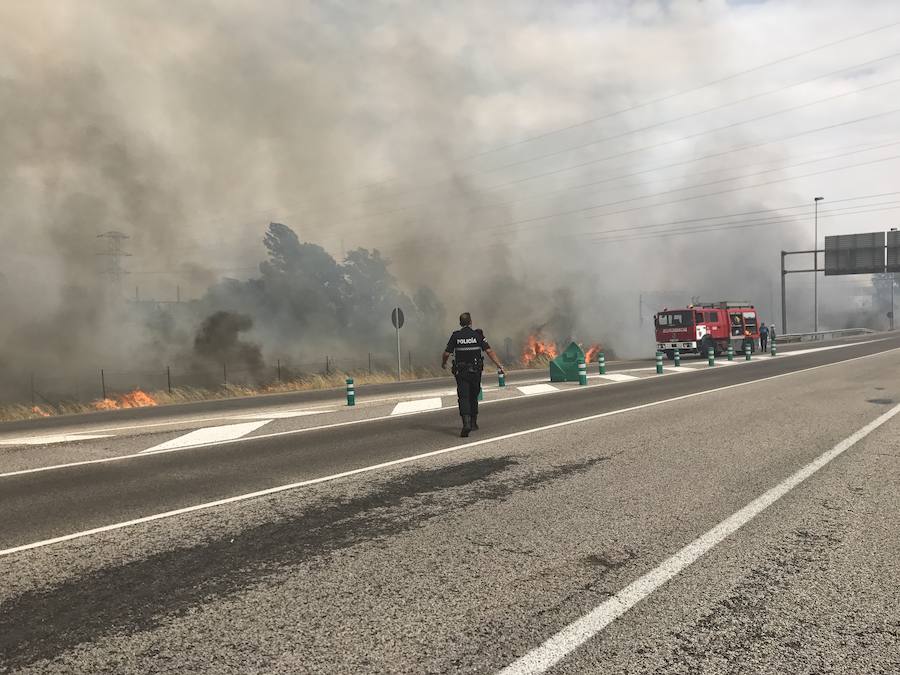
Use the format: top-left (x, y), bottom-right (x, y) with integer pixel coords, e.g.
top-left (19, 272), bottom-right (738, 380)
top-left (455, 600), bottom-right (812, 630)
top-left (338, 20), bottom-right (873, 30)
top-left (441, 312), bottom-right (504, 437)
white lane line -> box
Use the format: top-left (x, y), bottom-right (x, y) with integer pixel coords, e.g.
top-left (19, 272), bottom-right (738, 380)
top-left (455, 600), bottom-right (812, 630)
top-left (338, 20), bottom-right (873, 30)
top-left (140, 421), bottom-right (271, 454)
top-left (230, 410), bottom-right (332, 420)
top-left (497, 401), bottom-right (900, 675)
top-left (0, 342), bottom-right (879, 441)
top-left (519, 384), bottom-right (559, 395)
top-left (391, 398), bottom-right (443, 415)
top-left (0, 433), bottom-right (114, 446)
top-left (598, 373), bottom-right (639, 383)
top-left (2, 348), bottom-right (898, 557)
top-left (2, 344), bottom-right (897, 480)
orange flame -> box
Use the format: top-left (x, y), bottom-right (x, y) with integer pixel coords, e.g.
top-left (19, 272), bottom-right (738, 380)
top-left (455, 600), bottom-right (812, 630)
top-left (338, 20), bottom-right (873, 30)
top-left (584, 343), bottom-right (602, 363)
top-left (93, 398), bottom-right (119, 411)
top-left (120, 390), bottom-right (158, 408)
top-left (522, 333), bottom-right (558, 366)
top-left (31, 405), bottom-right (50, 417)
top-left (92, 389), bottom-right (158, 411)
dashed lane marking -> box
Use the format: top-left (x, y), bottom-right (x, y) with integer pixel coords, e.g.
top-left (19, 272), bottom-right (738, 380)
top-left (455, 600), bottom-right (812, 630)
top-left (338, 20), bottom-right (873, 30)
top-left (140, 420), bottom-right (271, 454)
top-left (391, 398), bottom-right (443, 415)
top-left (598, 373), bottom-right (639, 383)
top-left (0, 433), bottom-right (114, 446)
top-left (230, 410), bottom-right (333, 420)
top-left (518, 384), bottom-right (560, 395)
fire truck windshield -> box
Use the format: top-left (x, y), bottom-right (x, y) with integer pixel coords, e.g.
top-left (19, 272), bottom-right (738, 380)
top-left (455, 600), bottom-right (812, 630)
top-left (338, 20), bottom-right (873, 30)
top-left (657, 311), bottom-right (692, 327)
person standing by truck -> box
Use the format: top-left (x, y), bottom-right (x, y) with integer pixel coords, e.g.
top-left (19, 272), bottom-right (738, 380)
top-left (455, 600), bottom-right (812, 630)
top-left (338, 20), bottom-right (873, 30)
top-left (759, 322), bottom-right (769, 351)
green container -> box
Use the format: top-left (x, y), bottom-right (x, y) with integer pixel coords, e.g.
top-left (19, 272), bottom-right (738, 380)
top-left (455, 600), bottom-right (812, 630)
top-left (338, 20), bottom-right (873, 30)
top-left (550, 342), bottom-right (587, 382)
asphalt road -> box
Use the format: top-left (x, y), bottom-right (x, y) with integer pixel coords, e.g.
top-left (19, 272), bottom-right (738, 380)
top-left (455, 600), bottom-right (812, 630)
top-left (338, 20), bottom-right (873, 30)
top-left (1, 332), bottom-right (898, 673)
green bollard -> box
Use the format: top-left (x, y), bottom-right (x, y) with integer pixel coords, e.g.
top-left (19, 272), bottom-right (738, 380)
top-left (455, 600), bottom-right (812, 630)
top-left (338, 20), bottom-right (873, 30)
top-left (707, 347), bottom-right (715, 367)
top-left (578, 360), bottom-right (587, 385)
top-left (478, 387), bottom-right (484, 401)
top-left (598, 352), bottom-right (606, 375)
top-left (745, 342), bottom-right (751, 361)
top-left (346, 378), bottom-right (355, 406)
top-left (727, 344), bottom-right (734, 361)
top-left (655, 351), bottom-right (663, 375)
top-left (674, 348), bottom-right (681, 367)
top-left (498, 370), bottom-right (506, 387)
top-left (770, 342), bottom-right (777, 357)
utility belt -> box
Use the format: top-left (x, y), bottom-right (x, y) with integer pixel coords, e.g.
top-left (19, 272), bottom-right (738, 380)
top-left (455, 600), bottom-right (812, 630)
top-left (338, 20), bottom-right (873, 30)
top-left (452, 359), bottom-right (483, 375)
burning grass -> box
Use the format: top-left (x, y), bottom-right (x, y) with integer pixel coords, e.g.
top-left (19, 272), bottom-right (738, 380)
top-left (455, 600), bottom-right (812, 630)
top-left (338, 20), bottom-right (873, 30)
top-left (0, 369), bottom-right (443, 423)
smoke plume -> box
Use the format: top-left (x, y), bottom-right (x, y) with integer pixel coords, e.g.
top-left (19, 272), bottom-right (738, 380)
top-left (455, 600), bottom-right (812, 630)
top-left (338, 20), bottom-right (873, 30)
top-left (2, 0), bottom-right (897, 402)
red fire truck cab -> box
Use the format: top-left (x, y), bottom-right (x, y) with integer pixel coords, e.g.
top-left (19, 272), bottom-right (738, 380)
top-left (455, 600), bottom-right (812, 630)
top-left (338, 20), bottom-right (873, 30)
top-left (654, 301), bottom-right (760, 359)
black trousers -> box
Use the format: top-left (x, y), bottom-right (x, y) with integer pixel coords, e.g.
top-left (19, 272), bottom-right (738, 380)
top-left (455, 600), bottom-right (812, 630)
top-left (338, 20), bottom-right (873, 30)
top-left (761, 334), bottom-right (768, 350)
top-left (455, 370), bottom-right (482, 417)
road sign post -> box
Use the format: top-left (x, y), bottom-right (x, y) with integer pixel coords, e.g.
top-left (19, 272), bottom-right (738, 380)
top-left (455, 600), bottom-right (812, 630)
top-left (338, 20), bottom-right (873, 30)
top-left (391, 307), bottom-right (405, 381)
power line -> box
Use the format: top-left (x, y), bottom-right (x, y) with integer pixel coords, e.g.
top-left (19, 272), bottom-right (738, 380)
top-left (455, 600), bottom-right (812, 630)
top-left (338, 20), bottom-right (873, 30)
top-left (314, 90), bottom-right (900, 241)
top-left (480, 51), bottom-right (900, 175)
top-left (578, 195), bottom-right (900, 240)
top-left (477, 152), bottom-right (900, 237)
top-left (586, 203), bottom-right (900, 245)
top-left (229, 22), bottom-right (900, 231)
top-left (475, 76), bottom-right (900, 196)
top-left (466, 19), bottom-right (900, 159)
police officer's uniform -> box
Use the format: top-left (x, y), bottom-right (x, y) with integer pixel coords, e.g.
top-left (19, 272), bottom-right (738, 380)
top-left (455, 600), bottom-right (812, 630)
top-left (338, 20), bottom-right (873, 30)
top-left (446, 326), bottom-right (490, 429)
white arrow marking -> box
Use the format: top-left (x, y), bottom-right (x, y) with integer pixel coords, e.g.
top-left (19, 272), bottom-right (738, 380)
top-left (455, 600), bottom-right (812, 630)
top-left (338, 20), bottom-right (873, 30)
top-left (141, 420), bottom-right (271, 453)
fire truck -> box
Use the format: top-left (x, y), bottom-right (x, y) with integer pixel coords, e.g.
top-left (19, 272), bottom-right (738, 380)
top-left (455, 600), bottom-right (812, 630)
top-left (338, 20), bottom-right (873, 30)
top-left (654, 301), bottom-right (760, 359)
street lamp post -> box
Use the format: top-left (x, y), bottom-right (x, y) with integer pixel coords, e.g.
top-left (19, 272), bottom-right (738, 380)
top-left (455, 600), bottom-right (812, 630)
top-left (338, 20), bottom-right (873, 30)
top-left (892, 228), bottom-right (897, 331)
top-left (814, 196), bottom-right (824, 332)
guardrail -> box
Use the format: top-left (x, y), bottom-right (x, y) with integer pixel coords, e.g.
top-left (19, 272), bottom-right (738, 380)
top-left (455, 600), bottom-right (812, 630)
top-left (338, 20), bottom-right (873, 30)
top-left (777, 328), bottom-right (875, 343)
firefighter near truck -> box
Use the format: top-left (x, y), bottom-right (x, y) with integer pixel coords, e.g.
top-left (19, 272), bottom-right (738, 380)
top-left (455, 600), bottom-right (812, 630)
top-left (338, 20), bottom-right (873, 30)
top-left (654, 302), bottom-right (760, 359)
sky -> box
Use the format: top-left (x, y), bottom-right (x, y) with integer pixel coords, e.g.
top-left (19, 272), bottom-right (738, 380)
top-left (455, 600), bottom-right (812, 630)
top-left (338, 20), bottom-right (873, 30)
top-left (1, 0), bottom-right (899, 376)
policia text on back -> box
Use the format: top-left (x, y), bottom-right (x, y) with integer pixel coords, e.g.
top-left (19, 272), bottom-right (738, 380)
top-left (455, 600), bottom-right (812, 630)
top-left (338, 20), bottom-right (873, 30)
top-left (441, 312), bottom-right (504, 437)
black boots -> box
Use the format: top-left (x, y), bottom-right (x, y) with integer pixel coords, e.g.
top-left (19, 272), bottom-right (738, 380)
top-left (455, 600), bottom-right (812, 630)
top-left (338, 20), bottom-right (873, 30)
top-left (461, 415), bottom-right (472, 437)
top-left (471, 415), bottom-right (479, 430)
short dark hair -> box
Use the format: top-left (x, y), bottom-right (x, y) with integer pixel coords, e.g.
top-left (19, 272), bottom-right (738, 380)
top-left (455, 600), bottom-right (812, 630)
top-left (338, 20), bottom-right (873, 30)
top-left (459, 312), bottom-right (472, 327)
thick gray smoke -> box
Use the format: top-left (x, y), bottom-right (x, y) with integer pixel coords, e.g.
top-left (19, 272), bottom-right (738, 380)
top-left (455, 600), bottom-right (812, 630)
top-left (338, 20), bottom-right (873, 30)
top-left (2, 1), bottom-right (897, 401)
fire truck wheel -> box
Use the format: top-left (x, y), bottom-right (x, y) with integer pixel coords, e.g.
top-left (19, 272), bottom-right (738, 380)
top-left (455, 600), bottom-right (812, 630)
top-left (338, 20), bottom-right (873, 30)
top-left (699, 335), bottom-right (714, 357)
top-left (664, 349), bottom-right (675, 360)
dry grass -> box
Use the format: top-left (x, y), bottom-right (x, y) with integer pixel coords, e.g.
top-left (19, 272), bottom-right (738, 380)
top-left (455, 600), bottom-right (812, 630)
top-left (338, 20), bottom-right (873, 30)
top-left (0, 368), bottom-right (445, 423)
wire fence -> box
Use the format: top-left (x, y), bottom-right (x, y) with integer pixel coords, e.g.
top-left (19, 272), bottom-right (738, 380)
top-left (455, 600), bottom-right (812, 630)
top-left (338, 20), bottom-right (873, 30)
top-left (7, 351), bottom-right (484, 407)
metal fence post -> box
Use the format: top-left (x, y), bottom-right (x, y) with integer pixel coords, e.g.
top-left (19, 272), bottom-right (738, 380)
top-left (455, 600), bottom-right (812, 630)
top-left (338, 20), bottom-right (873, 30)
top-left (167, 366), bottom-right (172, 393)
top-left (101, 369), bottom-right (107, 399)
